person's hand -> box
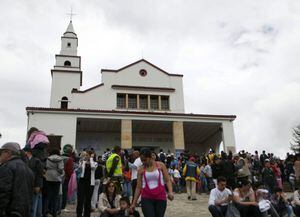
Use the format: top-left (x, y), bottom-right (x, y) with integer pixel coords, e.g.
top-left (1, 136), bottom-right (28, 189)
top-left (227, 195), bottom-right (233, 202)
top-left (215, 199), bottom-right (222, 205)
top-left (252, 202), bottom-right (258, 206)
top-left (34, 187), bottom-right (40, 193)
top-left (106, 208), bottom-right (112, 214)
top-left (129, 204), bottom-right (136, 213)
top-left (168, 192), bottom-right (174, 201)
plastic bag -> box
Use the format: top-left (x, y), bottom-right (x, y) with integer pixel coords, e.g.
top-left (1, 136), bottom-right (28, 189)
top-left (68, 172), bottom-right (77, 199)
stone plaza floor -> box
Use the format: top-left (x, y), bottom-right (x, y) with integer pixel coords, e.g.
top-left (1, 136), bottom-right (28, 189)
top-left (62, 193), bottom-right (211, 217)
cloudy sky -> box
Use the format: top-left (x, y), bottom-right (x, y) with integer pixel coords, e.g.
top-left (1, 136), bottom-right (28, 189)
top-left (1, 0), bottom-right (300, 157)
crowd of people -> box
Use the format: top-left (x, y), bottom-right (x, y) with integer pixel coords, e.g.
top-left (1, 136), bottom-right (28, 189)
top-left (1, 127), bottom-right (300, 217)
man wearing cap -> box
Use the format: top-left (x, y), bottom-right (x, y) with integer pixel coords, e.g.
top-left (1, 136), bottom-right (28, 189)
top-left (183, 156), bottom-right (200, 200)
top-left (0, 142), bottom-right (34, 217)
top-left (24, 145), bottom-right (44, 217)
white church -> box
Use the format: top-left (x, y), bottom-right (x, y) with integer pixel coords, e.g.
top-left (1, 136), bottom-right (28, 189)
top-left (26, 21), bottom-right (237, 155)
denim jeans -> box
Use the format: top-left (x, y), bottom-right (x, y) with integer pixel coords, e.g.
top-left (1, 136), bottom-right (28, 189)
top-left (91, 179), bottom-right (101, 209)
top-left (208, 205), bottom-right (228, 217)
top-left (123, 180), bottom-right (132, 198)
top-left (31, 192), bottom-right (42, 217)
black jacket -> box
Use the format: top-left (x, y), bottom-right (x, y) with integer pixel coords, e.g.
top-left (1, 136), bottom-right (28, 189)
top-left (27, 156), bottom-right (43, 188)
top-left (0, 157), bottom-right (34, 217)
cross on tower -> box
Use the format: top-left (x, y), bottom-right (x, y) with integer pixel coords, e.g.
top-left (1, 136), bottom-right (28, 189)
top-left (67, 7), bottom-right (76, 21)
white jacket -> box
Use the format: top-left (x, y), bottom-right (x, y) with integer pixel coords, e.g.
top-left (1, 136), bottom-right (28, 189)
top-left (98, 193), bottom-right (121, 213)
top-left (79, 158), bottom-right (97, 186)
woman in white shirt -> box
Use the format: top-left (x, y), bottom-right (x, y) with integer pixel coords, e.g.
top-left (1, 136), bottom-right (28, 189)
top-left (76, 151), bottom-right (97, 217)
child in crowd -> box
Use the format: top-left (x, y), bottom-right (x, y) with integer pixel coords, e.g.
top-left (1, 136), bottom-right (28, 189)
top-left (173, 165), bottom-right (182, 193)
top-left (199, 162), bottom-right (208, 194)
top-left (270, 187), bottom-right (293, 217)
top-left (254, 183), bottom-right (280, 217)
top-left (117, 197), bottom-right (140, 217)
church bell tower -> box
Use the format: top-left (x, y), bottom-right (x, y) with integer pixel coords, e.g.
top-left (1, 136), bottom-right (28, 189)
top-left (50, 20), bottom-right (82, 109)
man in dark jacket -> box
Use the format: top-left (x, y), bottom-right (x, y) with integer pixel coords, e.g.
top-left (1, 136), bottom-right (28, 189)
top-left (24, 145), bottom-right (44, 217)
top-left (0, 142), bottom-right (34, 217)
top-left (262, 159), bottom-right (276, 193)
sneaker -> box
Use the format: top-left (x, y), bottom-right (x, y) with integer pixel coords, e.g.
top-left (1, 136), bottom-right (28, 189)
top-left (61, 209), bottom-right (70, 212)
top-left (188, 196), bottom-right (191, 200)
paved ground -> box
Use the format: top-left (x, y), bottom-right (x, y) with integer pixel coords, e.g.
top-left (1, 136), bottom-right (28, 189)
top-left (61, 193), bottom-right (211, 217)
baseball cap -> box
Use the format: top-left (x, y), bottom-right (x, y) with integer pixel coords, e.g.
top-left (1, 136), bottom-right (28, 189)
top-left (0, 142), bottom-right (21, 154)
top-left (23, 144), bottom-right (32, 152)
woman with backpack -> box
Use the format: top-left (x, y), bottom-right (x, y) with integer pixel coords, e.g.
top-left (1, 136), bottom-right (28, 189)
top-left (44, 149), bottom-right (64, 217)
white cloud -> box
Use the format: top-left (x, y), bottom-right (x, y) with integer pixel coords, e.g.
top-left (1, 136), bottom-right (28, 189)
top-left (0, 0), bottom-right (299, 157)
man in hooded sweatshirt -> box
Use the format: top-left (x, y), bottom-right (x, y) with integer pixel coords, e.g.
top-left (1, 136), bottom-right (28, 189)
top-left (45, 149), bottom-right (64, 217)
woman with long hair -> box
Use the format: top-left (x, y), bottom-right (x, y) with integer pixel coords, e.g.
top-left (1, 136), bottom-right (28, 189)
top-left (233, 179), bottom-right (261, 217)
top-left (98, 181), bottom-right (122, 217)
top-left (131, 148), bottom-right (174, 217)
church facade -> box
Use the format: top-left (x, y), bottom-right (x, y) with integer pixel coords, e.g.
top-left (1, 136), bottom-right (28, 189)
top-left (26, 21), bottom-right (237, 154)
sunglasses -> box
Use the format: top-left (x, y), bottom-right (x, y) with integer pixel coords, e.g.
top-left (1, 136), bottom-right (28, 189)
top-left (108, 185), bottom-right (115, 188)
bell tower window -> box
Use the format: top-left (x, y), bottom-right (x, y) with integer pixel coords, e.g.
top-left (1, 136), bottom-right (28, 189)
top-left (61, 96), bottom-right (68, 109)
top-left (64, 60), bottom-right (71, 67)
top-left (67, 42), bottom-right (71, 47)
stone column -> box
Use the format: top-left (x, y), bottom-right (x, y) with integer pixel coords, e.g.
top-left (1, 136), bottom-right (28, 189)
top-left (125, 94), bottom-right (129, 109)
top-left (173, 121), bottom-right (185, 157)
top-left (121, 119), bottom-right (132, 149)
top-left (158, 95), bottom-right (162, 110)
top-left (147, 95), bottom-right (151, 110)
top-left (222, 121), bottom-right (236, 153)
top-left (137, 95), bottom-right (140, 109)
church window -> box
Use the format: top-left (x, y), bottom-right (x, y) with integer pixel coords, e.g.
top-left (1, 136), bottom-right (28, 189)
top-left (67, 42), bottom-right (71, 47)
top-left (139, 69), bottom-right (147, 77)
top-left (128, 94), bottom-right (137, 109)
top-left (61, 96), bottom-right (68, 109)
top-left (64, 60), bottom-right (71, 66)
top-left (139, 95), bottom-right (148, 109)
top-left (117, 94), bottom-right (126, 108)
top-left (150, 95), bottom-right (159, 110)
top-left (161, 96), bottom-right (170, 110)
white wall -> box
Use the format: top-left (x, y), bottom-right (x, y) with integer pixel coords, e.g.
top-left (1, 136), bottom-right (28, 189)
top-left (60, 37), bottom-right (78, 56)
top-left (222, 121), bottom-right (236, 152)
top-left (71, 60), bottom-right (185, 112)
top-left (27, 112), bottom-right (77, 148)
top-left (55, 56), bottom-right (80, 68)
top-left (50, 72), bottom-right (81, 108)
